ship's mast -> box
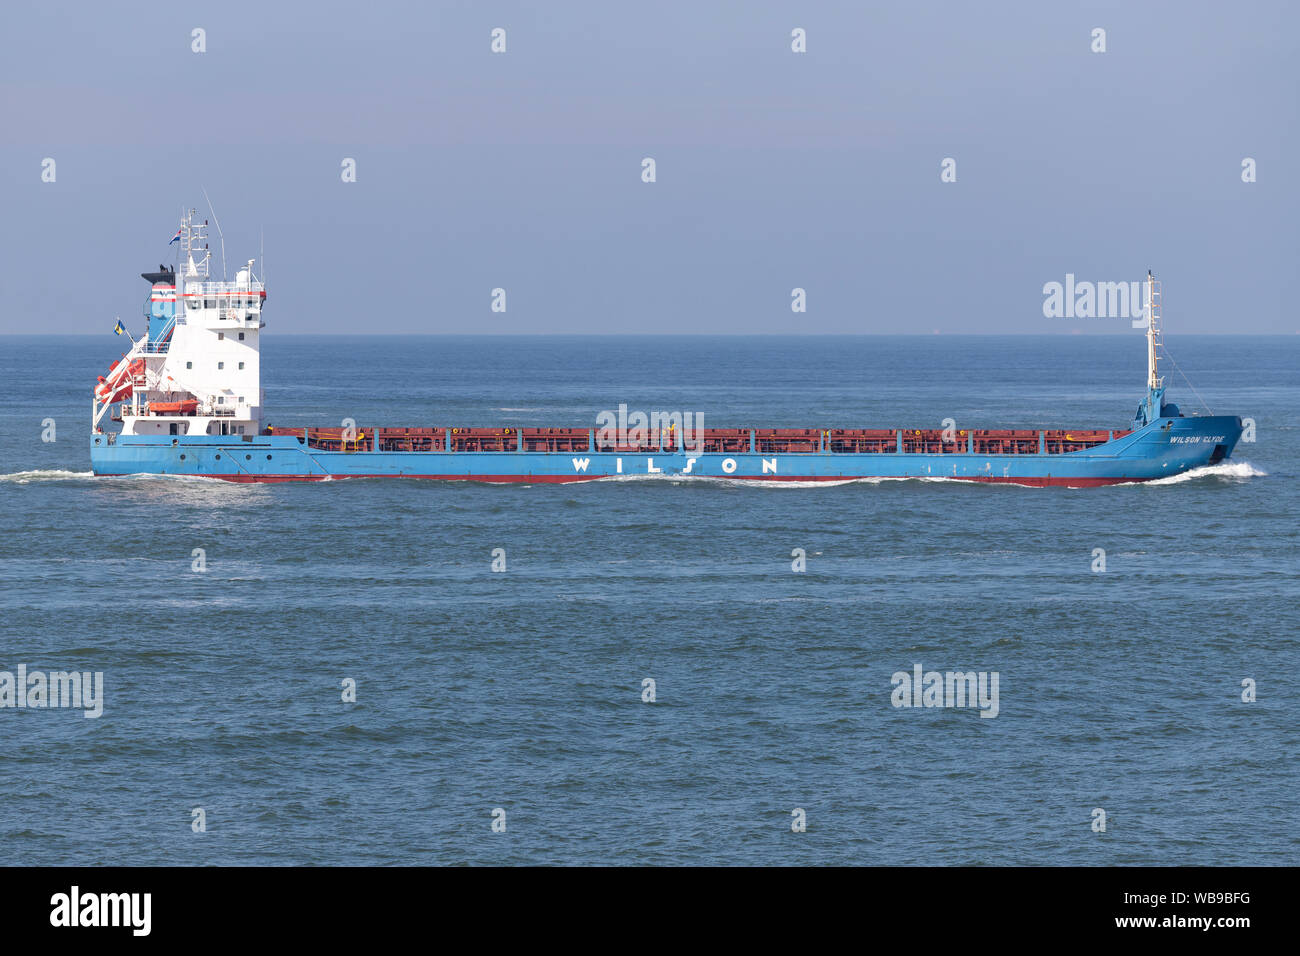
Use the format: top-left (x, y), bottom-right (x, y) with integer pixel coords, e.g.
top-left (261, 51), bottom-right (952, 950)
top-left (178, 208), bottom-right (210, 278)
top-left (1132, 269), bottom-right (1168, 428)
top-left (1145, 270), bottom-right (1162, 390)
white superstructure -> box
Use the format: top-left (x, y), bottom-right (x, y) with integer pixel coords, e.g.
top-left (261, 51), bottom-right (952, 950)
top-left (92, 208), bottom-right (266, 437)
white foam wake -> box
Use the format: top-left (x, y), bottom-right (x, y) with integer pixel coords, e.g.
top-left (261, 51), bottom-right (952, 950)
top-left (0, 470), bottom-right (242, 486)
top-left (590, 463), bottom-right (1267, 489)
top-left (0, 469), bottom-right (94, 483)
top-left (1145, 460), bottom-right (1266, 485)
top-left (590, 472), bottom-right (940, 489)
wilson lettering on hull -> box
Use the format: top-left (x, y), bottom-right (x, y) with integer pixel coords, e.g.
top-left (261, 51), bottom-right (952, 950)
top-left (89, 212), bottom-right (1242, 488)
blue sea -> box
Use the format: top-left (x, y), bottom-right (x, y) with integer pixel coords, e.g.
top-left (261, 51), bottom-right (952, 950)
top-left (1, 334), bottom-right (1295, 865)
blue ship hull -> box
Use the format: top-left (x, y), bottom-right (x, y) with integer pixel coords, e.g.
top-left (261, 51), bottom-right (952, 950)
top-left (91, 414), bottom-right (1243, 487)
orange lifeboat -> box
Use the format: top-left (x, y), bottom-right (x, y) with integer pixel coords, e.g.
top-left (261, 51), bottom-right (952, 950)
top-left (150, 398), bottom-right (199, 416)
top-left (93, 358), bottom-right (145, 402)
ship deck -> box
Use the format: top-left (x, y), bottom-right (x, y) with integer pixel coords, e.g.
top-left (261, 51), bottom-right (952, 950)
top-left (265, 425), bottom-right (1129, 456)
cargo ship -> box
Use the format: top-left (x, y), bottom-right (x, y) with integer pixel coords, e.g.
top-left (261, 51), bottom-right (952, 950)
top-left (90, 209), bottom-right (1243, 487)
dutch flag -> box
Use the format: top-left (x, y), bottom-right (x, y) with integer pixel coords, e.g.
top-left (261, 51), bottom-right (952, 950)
top-left (168, 229), bottom-right (182, 245)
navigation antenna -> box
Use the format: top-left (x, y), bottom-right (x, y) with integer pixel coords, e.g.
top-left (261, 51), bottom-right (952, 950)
top-left (202, 187), bottom-right (228, 280)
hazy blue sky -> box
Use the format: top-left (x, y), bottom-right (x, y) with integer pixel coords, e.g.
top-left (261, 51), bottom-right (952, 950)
top-left (2, 0), bottom-right (1296, 334)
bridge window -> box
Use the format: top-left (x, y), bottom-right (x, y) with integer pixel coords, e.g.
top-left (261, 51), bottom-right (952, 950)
top-left (186, 361), bottom-right (192, 369)
top-left (217, 362), bottom-right (224, 370)
top-left (238, 362), bottom-right (244, 370)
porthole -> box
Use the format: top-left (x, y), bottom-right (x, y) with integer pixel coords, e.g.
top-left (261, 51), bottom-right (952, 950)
top-left (179, 454), bottom-right (186, 461)
top-left (246, 454), bottom-right (252, 460)
top-left (266, 454), bottom-right (273, 460)
top-left (215, 454), bottom-right (221, 460)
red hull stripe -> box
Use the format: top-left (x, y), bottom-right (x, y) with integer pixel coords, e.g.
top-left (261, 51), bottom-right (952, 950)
top-left (173, 472), bottom-right (1147, 487)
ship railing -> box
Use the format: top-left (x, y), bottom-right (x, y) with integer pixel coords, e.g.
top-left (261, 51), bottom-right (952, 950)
top-left (139, 315), bottom-right (176, 353)
top-left (183, 280), bottom-right (265, 295)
